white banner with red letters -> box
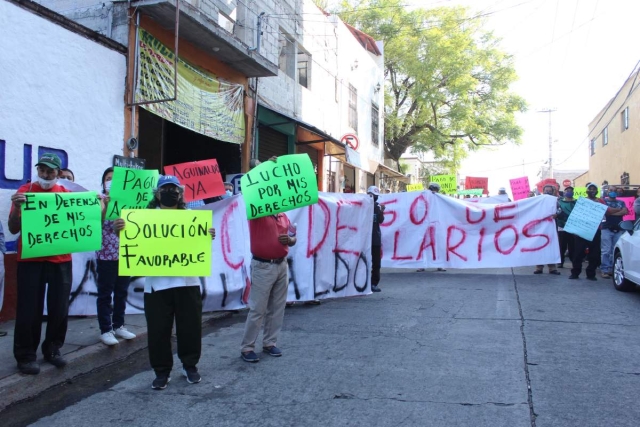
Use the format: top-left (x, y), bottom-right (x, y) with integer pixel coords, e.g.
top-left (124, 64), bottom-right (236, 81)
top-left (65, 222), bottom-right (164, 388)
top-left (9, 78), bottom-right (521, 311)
top-left (379, 192), bottom-right (560, 268)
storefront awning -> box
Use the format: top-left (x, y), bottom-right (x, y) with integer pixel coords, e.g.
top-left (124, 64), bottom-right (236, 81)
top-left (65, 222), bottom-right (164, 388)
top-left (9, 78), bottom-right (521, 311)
top-left (377, 162), bottom-right (410, 183)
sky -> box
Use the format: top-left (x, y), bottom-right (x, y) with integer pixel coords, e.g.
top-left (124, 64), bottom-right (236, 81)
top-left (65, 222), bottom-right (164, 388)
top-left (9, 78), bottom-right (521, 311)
top-left (330, 0), bottom-right (640, 195)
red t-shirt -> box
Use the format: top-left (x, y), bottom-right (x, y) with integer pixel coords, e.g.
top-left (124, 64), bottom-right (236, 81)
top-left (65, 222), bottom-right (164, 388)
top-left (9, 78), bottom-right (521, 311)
top-left (249, 213), bottom-right (291, 260)
top-left (10, 182), bottom-right (72, 263)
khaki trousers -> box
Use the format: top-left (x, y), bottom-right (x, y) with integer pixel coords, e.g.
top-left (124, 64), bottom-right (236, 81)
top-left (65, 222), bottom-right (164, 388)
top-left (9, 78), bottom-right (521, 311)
top-left (241, 259), bottom-right (288, 352)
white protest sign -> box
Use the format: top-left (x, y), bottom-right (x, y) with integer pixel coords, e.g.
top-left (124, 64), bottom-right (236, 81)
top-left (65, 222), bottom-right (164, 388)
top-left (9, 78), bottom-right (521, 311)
top-left (379, 192), bottom-right (560, 268)
top-left (563, 197), bottom-right (608, 241)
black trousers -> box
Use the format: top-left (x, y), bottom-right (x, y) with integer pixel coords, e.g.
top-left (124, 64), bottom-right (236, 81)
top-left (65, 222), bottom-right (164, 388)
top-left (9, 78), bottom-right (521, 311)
top-left (571, 230), bottom-right (601, 278)
top-left (96, 260), bottom-right (131, 334)
top-left (14, 261), bottom-right (72, 363)
top-left (144, 286), bottom-right (202, 375)
top-left (558, 230), bottom-right (575, 266)
top-left (371, 245), bottom-right (381, 286)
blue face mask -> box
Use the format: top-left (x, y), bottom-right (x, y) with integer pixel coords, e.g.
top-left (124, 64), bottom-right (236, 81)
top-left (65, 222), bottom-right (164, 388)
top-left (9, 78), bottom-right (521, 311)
top-left (608, 192), bottom-right (617, 198)
top-left (564, 191), bottom-right (573, 198)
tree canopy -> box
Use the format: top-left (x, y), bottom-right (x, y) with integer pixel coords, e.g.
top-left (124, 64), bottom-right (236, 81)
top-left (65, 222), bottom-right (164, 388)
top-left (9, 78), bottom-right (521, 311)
top-left (339, 0), bottom-right (527, 167)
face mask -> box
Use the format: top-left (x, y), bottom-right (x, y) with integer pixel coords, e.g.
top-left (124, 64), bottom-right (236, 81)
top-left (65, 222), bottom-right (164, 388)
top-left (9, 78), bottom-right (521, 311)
top-left (37, 176), bottom-right (57, 190)
top-left (104, 180), bottom-right (112, 193)
top-left (159, 191), bottom-right (180, 207)
top-left (564, 191), bottom-right (573, 198)
top-left (226, 190), bottom-right (233, 197)
top-left (608, 192), bottom-right (617, 198)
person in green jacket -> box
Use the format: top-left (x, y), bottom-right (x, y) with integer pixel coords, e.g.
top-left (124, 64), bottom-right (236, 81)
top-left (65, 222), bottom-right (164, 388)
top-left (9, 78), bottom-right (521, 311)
top-left (556, 186), bottom-right (577, 268)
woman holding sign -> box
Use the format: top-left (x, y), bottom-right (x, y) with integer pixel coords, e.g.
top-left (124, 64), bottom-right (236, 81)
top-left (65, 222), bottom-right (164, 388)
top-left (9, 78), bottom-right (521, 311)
top-left (96, 167), bottom-right (136, 346)
top-left (120, 175), bottom-right (216, 390)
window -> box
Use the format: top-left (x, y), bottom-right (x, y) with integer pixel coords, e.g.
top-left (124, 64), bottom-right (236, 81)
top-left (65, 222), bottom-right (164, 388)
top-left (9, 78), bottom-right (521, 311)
top-left (621, 107), bottom-right (629, 131)
top-left (278, 30), bottom-right (295, 79)
top-left (297, 48), bottom-right (310, 88)
top-left (348, 84), bottom-right (358, 130)
top-left (371, 103), bottom-right (379, 146)
top-left (590, 138), bottom-right (595, 156)
top-left (602, 126), bottom-right (608, 146)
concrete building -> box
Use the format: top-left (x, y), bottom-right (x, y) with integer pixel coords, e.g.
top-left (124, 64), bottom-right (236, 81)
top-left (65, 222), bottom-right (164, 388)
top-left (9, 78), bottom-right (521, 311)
top-left (400, 149), bottom-right (441, 187)
top-left (576, 68), bottom-right (640, 188)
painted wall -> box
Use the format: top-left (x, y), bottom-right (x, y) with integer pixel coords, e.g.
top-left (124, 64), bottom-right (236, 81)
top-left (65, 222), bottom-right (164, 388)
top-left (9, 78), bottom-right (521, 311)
top-left (0, 1), bottom-right (127, 242)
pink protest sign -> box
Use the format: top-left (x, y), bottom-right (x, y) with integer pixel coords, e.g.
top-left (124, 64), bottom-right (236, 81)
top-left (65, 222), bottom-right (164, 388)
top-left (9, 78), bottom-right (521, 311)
top-left (618, 197), bottom-right (636, 221)
top-left (164, 159), bottom-right (225, 202)
top-left (509, 176), bottom-right (530, 201)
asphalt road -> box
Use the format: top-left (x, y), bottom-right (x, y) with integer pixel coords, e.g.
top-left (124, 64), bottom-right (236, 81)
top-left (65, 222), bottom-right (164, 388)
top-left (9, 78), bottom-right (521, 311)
top-left (4, 267), bottom-right (640, 427)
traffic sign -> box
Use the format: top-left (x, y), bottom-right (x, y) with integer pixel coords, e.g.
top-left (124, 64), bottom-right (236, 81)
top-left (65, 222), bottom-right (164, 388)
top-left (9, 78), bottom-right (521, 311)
top-left (340, 133), bottom-right (359, 151)
top-left (562, 179), bottom-right (571, 187)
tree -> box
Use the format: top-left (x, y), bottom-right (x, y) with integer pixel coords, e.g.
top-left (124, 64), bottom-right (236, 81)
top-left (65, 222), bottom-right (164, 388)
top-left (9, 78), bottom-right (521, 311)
top-left (339, 0), bottom-right (527, 166)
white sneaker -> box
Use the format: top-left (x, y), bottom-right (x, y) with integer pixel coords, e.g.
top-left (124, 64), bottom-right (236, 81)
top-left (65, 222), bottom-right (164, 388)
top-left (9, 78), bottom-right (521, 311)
top-left (114, 326), bottom-right (136, 340)
top-left (100, 331), bottom-right (119, 346)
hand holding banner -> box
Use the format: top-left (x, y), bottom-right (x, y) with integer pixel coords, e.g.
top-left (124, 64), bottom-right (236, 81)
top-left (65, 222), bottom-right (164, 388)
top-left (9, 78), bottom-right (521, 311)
top-left (406, 183), bottom-right (424, 192)
top-left (509, 176), bottom-right (530, 201)
top-left (118, 209), bottom-right (213, 276)
top-left (164, 159), bottom-right (225, 202)
top-left (241, 154), bottom-right (319, 219)
top-left (564, 198), bottom-right (608, 241)
top-left (21, 192), bottom-right (102, 258)
top-left (430, 175), bottom-right (456, 194)
top-left (106, 167), bottom-right (159, 220)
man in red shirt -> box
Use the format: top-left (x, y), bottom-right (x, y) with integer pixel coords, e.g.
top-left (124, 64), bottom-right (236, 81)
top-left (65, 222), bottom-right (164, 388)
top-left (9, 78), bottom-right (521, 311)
top-left (240, 158), bottom-right (297, 363)
top-left (8, 153), bottom-right (73, 375)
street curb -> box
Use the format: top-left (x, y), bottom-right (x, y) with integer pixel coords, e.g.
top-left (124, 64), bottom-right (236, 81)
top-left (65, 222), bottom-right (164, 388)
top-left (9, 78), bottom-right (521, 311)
top-left (0, 311), bottom-right (235, 412)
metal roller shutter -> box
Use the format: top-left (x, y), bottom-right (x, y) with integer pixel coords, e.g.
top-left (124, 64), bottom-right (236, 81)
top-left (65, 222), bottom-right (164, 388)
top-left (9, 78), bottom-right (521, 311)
top-left (258, 127), bottom-right (288, 161)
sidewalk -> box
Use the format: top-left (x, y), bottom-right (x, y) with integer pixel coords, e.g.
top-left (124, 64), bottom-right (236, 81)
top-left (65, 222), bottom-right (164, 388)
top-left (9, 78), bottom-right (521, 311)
top-left (0, 310), bottom-right (235, 412)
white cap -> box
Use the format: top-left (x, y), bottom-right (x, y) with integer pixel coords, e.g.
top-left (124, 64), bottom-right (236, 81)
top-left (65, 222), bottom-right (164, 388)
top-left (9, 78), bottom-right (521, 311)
top-left (498, 187), bottom-right (507, 193)
top-left (586, 182), bottom-right (598, 190)
top-left (367, 185), bottom-right (380, 196)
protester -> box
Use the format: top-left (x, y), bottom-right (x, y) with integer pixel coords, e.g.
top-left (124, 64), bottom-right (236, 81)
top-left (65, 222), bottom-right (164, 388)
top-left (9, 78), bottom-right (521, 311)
top-left (534, 185), bottom-right (560, 275)
top-left (368, 186), bottom-right (385, 292)
top-left (600, 185), bottom-right (628, 278)
top-left (569, 182), bottom-right (612, 281)
top-left (59, 168), bottom-right (74, 181)
top-left (527, 190), bottom-right (536, 198)
top-left (224, 181), bottom-right (234, 196)
top-left (8, 154), bottom-right (73, 375)
top-left (0, 221), bottom-right (6, 337)
top-left (418, 183), bottom-right (445, 272)
top-left (556, 186), bottom-right (577, 268)
top-left (96, 167), bottom-right (135, 346)
top-left (241, 157), bottom-right (297, 363)
top-left (498, 187), bottom-right (512, 202)
top-left (124, 175), bottom-right (216, 389)
top-left (634, 188), bottom-right (640, 218)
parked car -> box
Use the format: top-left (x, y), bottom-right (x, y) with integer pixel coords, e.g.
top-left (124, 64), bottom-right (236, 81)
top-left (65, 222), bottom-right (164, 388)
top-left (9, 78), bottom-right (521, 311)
top-left (612, 220), bottom-right (640, 291)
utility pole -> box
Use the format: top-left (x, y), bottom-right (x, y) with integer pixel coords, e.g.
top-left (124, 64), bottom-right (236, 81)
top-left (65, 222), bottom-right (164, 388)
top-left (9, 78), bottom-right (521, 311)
top-left (538, 108), bottom-right (557, 179)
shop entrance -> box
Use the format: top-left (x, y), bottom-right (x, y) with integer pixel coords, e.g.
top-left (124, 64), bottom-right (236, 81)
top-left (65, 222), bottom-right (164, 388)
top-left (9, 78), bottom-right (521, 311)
top-left (138, 109), bottom-right (242, 179)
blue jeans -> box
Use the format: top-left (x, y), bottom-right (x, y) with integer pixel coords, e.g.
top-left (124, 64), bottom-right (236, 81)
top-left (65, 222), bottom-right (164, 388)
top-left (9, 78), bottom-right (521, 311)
top-left (600, 229), bottom-right (624, 274)
top-left (96, 260), bottom-right (131, 334)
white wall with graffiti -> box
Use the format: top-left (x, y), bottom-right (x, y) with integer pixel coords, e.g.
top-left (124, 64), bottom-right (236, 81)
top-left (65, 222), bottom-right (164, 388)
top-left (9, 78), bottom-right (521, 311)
top-left (0, 1), bottom-right (127, 247)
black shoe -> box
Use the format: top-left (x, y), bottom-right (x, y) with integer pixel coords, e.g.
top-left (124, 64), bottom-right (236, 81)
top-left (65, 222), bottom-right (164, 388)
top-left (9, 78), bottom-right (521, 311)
top-left (152, 373), bottom-right (170, 390)
top-left (371, 285), bottom-right (381, 292)
top-left (17, 361), bottom-right (40, 375)
top-left (569, 275), bottom-right (579, 279)
top-left (241, 351), bottom-right (260, 363)
top-left (182, 366), bottom-right (201, 384)
top-left (263, 346), bottom-right (282, 357)
top-left (586, 276), bottom-right (597, 281)
top-left (44, 352), bottom-right (67, 368)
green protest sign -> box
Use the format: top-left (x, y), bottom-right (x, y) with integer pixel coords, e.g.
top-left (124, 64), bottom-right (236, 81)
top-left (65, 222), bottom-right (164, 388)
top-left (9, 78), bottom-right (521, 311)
top-left (573, 186), bottom-right (599, 198)
top-left (430, 175), bottom-right (457, 194)
top-left (241, 154), bottom-right (319, 219)
top-left (106, 167), bottom-right (159, 220)
top-left (21, 192), bottom-right (102, 258)
top-left (457, 189), bottom-right (483, 196)
top-left (118, 209), bottom-right (212, 276)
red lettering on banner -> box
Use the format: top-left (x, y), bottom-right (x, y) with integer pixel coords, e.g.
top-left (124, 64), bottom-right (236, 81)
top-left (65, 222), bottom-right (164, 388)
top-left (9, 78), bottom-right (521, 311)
top-left (477, 227), bottom-right (486, 261)
top-left (334, 200), bottom-right (362, 255)
top-left (466, 206), bottom-right (486, 224)
top-left (392, 230), bottom-right (413, 260)
top-left (221, 201), bottom-right (243, 270)
top-left (494, 225), bottom-right (519, 255)
top-left (380, 199), bottom-right (398, 226)
top-left (409, 194), bottom-right (429, 225)
top-left (446, 226), bottom-right (467, 261)
top-left (306, 199), bottom-right (330, 257)
top-left (494, 204), bottom-right (517, 223)
top-left (417, 225), bottom-right (436, 261)
top-left (521, 217), bottom-right (552, 252)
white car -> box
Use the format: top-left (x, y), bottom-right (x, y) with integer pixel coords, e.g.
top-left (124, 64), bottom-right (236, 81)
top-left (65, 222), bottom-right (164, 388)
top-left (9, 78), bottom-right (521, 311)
top-left (613, 220), bottom-right (640, 291)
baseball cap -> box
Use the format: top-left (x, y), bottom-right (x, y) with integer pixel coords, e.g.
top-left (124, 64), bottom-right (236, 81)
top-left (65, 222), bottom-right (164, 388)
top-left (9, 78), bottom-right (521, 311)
top-left (586, 182), bottom-right (598, 190)
top-left (367, 185), bottom-right (380, 196)
top-left (35, 153), bottom-right (62, 169)
top-left (157, 175), bottom-right (181, 188)
top-left (498, 187), bottom-right (506, 193)
top-left (564, 185), bottom-right (574, 191)
top-left (428, 182), bottom-right (441, 190)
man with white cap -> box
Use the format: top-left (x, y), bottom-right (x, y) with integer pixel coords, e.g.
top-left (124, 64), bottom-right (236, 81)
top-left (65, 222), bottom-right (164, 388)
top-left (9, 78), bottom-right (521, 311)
top-left (498, 187), bottom-right (512, 202)
top-left (367, 186), bottom-right (385, 292)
